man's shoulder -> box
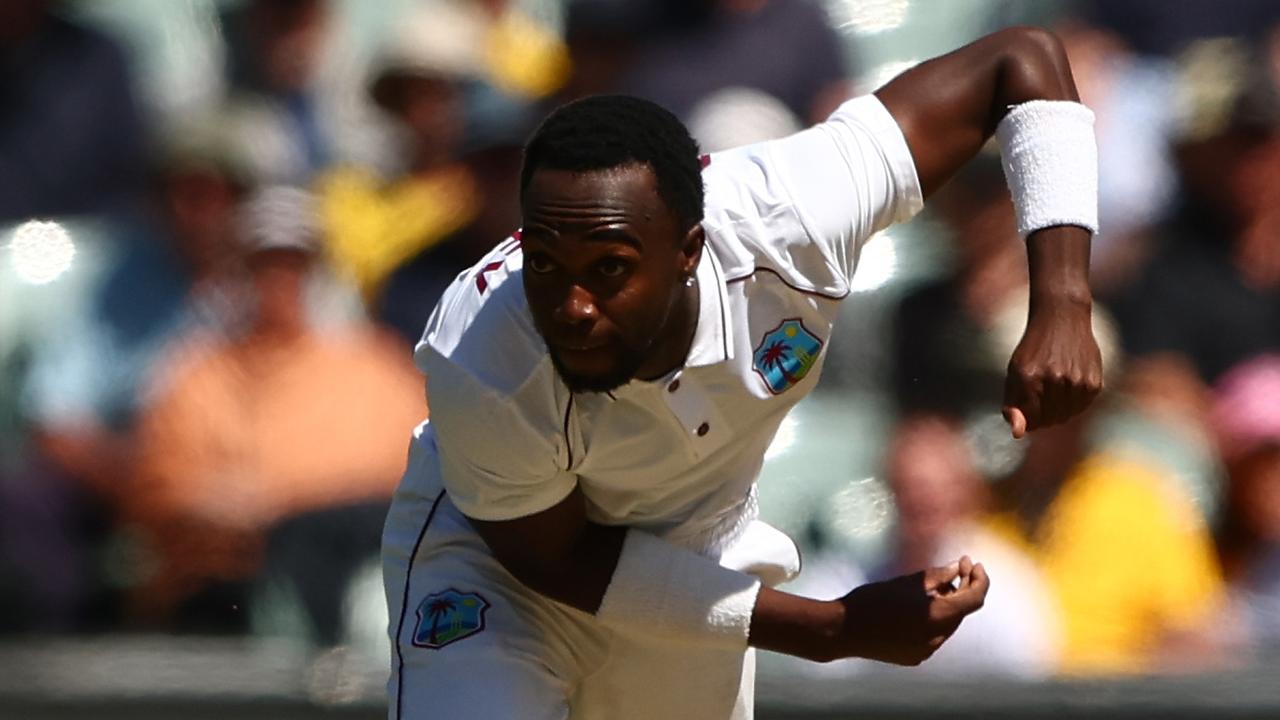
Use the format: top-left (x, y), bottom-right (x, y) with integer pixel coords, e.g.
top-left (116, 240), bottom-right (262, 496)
top-left (414, 233), bottom-right (549, 399)
top-left (412, 236), bottom-right (570, 479)
top-left (700, 147), bottom-right (850, 298)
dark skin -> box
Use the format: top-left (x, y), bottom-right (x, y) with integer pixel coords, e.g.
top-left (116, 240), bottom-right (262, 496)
top-left (520, 166), bottom-right (704, 393)
top-left (471, 26), bottom-right (1102, 666)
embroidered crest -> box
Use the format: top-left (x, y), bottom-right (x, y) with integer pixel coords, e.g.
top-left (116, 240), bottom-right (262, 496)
top-left (752, 318), bottom-right (823, 395)
top-left (413, 589), bottom-right (490, 650)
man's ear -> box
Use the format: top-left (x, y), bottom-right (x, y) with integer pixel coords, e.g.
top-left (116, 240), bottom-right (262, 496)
top-left (679, 223), bottom-right (705, 277)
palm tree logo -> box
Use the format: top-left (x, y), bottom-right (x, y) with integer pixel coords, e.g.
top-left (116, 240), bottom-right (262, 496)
top-left (753, 320), bottom-right (822, 395)
top-left (413, 589), bottom-right (491, 649)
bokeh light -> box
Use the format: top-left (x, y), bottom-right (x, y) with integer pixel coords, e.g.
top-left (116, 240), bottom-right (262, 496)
top-left (837, 0), bottom-right (911, 36)
top-left (850, 229), bottom-right (898, 293)
top-left (7, 220), bottom-right (76, 285)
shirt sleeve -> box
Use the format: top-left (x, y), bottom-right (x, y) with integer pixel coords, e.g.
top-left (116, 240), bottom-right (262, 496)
top-left (774, 95), bottom-right (923, 280)
top-left (705, 95), bottom-right (922, 287)
top-left (423, 348), bottom-right (577, 522)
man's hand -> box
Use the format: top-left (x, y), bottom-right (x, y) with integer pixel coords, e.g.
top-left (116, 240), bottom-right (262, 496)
top-left (1003, 297), bottom-right (1103, 438)
top-left (1002, 226), bottom-right (1103, 438)
top-left (833, 556), bottom-right (990, 666)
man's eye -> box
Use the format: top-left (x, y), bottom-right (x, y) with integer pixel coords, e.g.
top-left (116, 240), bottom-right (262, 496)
top-left (526, 253), bottom-right (557, 274)
top-left (596, 258), bottom-right (631, 278)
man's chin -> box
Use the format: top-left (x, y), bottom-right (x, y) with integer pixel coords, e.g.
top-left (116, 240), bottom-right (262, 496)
top-left (549, 350), bottom-right (639, 394)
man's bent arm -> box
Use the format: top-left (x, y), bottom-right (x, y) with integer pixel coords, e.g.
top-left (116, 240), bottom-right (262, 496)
top-left (470, 486), bottom-right (987, 665)
top-left (875, 26), bottom-right (1079, 198)
top-left (876, 26), bottom-right (1102, 435)
top-left (467, 488), bottom-right (943, 664)
top-left (876, 26), bottom-right (1093, 317)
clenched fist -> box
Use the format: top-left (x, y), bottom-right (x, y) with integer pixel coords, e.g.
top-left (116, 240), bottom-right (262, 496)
top-left (834, 556), bottom-right (990, 666)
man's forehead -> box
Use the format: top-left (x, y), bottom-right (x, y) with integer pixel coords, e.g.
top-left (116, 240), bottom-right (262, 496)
top-left (523, 164), bottom-right (663, 211)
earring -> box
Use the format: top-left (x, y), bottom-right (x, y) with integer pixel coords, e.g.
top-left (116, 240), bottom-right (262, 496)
top-left (684, 275), bottom-right (696, 288)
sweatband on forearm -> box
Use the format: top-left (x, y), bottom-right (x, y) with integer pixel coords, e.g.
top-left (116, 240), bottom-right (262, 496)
top-left (995, 100), bottom-right (1099, 238)
top-left (596, 530), bottom-right (761, 649)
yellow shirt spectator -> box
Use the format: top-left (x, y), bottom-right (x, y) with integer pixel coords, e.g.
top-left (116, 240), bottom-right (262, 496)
top-left (319, 165), bottom-right (480, 300)
top-left (989, 453), bottom-right (1224, 674)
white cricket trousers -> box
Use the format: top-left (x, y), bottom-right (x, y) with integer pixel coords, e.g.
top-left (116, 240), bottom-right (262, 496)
top-left (382, 441), bottom-right (759, 720)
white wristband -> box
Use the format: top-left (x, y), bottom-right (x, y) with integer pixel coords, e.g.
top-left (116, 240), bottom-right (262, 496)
top-left (596, 530), bottom-right (761, 649)
top-left (995, 100), bottom-right (1099, 237)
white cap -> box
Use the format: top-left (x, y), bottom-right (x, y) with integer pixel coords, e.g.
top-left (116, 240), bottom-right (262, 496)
top-left (237, 185), bottom-right (322, 254)
top-left (371, 1), bottom-right (486, 90)
top-left (688, 87), bottom-right (802, 153)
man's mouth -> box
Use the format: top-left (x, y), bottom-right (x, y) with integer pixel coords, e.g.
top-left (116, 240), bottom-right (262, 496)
top-left (554, 342), bottom-right (610, 360)
top-left (556, 341), bottom-right (607, 352)
top-left (551, 340), bottom-right (615, 371)
top-left (548, 333), bottom-right (611, 352)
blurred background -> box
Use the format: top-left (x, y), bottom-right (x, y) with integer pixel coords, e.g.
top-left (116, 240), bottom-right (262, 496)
top-left (1, 0), bottom-right (1279, 717)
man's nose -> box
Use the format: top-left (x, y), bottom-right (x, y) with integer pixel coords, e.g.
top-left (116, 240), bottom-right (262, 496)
top-left (553, 284), bottom-right (598, 326)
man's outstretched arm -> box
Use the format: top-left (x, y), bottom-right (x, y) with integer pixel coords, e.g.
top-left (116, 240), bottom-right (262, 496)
top-left (877, 26), bottom-right (1104, 437)
top-left (471, 485), bottom-right (988, 666)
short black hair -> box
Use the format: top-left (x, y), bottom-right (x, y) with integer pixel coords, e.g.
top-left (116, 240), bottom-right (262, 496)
top-left (520, 95), bottom-right (705, 230)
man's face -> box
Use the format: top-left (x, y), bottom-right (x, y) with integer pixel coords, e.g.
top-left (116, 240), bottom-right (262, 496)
top-left (521, 164), bottom-right (699, 393)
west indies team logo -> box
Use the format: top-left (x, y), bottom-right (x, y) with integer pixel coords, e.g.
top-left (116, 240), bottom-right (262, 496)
top-left (752, 319), bottom-right (823, 395)
top-left (412, 589), bottom-right (490, 650)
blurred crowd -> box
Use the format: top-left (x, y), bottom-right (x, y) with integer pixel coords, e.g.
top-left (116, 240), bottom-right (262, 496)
top-left (1, 0), bottom-right (1278, 684)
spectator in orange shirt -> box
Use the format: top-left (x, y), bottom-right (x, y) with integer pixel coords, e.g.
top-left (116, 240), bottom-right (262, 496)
top-left (129, 186), bottom-right (426, 632)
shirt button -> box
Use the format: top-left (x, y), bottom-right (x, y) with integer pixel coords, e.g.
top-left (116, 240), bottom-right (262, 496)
top-left (667, 380), bottom-right (680, 393)
top-left (696, 422), bottom-right (710, 437)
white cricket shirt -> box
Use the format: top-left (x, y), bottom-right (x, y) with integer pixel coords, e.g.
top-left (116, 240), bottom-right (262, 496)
top-left (411, 95), bottom-right (922, 554)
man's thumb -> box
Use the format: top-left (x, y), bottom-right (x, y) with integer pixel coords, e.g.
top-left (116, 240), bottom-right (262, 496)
top-left (1002, 406), bottom-right (1027, 439)
top-left (924, 561), bottom-right (961, 593)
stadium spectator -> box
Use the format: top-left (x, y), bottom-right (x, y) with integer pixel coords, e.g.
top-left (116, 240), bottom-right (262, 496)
top-left (125, 186), bottom-right (425, 629)
top-left (374, 132), bottom-right (528, 345)
top-left (5, 127), bottom-right (248, 631)
top-left (25, 123), bottom-right (249, 503)
top-left (218, 0), bottom-right (341, 185)
top-left (463, 0), bottom-right (571, 102)
top-left (1112, 40), bottom-right (1280, 385)
top-left (989, 403), bottom-right (1227, 674)
top-left (1212, 355), bottom-right (1280, 657)
top-left (319, 1), bottom-right (484, 303)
